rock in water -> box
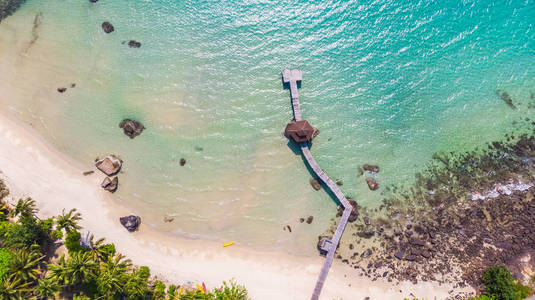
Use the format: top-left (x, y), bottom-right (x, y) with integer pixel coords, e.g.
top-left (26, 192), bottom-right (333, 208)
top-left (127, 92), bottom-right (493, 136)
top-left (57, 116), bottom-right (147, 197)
top-left (95, 155), bottom-right (122, 176)
top-left (496, 90), bottom-right (516, 109)
top-left (101, 176), bottom-right (118, 192)
top-left (309, 178), bottom-right (321, 190)
top-left (128, 40), bottom-right (141, 48)
top-left (306, 216), bottom-right (314, 224)
top-left (179, 158), bottom-right (186, 166)
top-left (102, 22), bottom-right (114, 33)
top-left (82, 170), bottom-right (94, 176)
top-left (163, 216), bottom-right (174, 222)
top-left (336, 199), bottom-right (359, 222)
top-left (366, 177), bottom-right (379, 190)
top-left (57, 87), bottom-right (67, 93)
top-left (119, 119), bottom-right (145, 139)
top-left (363, 164), bottom-right (380, 173)
top-left (120, 215), bottom-right (141, 232)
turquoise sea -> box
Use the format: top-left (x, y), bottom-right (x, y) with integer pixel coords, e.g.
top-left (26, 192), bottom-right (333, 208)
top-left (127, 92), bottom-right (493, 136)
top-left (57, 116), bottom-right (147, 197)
top-left (1, 0), bottom-right (534, 254)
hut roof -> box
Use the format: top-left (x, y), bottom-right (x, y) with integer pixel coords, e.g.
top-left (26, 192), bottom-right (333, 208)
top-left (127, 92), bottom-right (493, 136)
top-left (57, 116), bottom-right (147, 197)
top-left (284, 120), bottom-right (318, 143)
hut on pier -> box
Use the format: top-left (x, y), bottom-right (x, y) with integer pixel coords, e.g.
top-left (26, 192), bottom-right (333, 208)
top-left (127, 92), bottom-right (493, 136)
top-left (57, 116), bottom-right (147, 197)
top-left (284, 120), bottom-right (318, 143)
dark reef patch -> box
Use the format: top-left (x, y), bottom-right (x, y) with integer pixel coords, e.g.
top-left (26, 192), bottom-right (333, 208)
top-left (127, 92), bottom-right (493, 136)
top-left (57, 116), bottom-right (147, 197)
top-left (0, 0), bottom-right (26, 22)
top-left (323, 102), bottom-right (535, 296)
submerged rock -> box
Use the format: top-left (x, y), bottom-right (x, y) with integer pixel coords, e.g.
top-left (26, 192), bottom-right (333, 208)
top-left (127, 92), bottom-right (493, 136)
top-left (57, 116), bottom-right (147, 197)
top-left (102, 21), bottom-right (114, 33)
top-left (119, 119), bottom-right (145, 139)
top-left (128, 40), bottom-right (141, 48)
top-left (120, 215), bottom-right (141, 232)
top-left (310, 178), bottom-right (321, 190)
top-left (366, 177), bottom-right (379, 190)
top-left (496, 90), bottom-right (516, 109)
top-left (101, 176), bottom-right (118, 192)
top-left (95, 155), bottom-right (122, 176)
top-left (363, 164), bottom-right (380, 173)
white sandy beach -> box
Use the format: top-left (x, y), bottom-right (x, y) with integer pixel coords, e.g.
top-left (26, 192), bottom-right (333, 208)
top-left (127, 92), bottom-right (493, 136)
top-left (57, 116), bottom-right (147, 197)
top-left (0, 111), bottom-right (470, 299)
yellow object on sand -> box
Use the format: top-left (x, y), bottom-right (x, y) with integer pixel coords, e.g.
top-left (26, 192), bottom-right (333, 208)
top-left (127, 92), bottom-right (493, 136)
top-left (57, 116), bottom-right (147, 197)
top-left (223, 241), bottom-right (235, 247)
top-left (178, 287), bottom-right (183, 295)
top-left (197, 284), bottom-right (205, 294)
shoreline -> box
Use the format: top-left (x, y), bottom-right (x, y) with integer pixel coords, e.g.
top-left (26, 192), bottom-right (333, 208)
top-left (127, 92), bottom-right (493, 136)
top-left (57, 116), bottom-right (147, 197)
top-left (0, 111), bottom-right (466, 299)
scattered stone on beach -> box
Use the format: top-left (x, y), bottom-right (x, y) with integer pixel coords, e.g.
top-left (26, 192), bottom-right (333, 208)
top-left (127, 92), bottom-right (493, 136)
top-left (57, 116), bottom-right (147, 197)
top-left (119, 119), bottom-right (145, 139)
top-left (496, 90), bottom-right (516, 109)
top-left (57, 87), bottom-right (66, 93)
top-left (361, 249), bottom-right (372, 258)
top-left (363, 164), bottom-right (380, 173)
top-left (394, 251), bottom-right (404, 260)
top-left (71, 83), bottom-right (76, 88)
top-left (102, 21), bottom-right (114, 33)
top-left (310, 178), bottom-right (321, 190)
top-left (101, 176), bottom-right (118, 193)
top-left (306, 216), bottom-right (314, 224)
top-left (82, 170), bottom-right (94, 176)
top-left (163, 215), bottom-right (174, 223)
top-left (95, 155), bottom-right (122, 176)
top-left (286, 225), bottom-right (292, 232)
top-left (363, 216), bottom-right (371, 226)
top-left (299, 218), bottom-right (304, 223)
top-left (120, 215), bottom-right (141, 232)
top-left (128, 40), bottom-right (141, 48)
top-left (179, 158), bottom-right (186, 166)
top-left (366, 177), bottom-right (379, 190)
top-left (336, 179), bottom-right (343, 186)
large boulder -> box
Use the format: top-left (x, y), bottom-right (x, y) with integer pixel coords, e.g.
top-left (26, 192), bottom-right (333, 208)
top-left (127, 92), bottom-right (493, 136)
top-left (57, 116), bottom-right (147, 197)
top-left (366, 177), bottom-right (379, 190)
top-left (101, 177), bottom-right (118, 193)
top-left (120, 215), bottom-right (141, 232)
top-left (95, 155), bottom-right (122, 176)
top-left (309, 178), bottom-right (321, 190)
top-left (119, 119), bottom-right (145, 139)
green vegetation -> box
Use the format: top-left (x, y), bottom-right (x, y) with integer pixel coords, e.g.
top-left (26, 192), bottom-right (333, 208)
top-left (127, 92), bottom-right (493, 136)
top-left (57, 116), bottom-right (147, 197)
top-left (476, 266), bottom-right (532, 300)
top-left (0, 181), bottom-right (250, 299)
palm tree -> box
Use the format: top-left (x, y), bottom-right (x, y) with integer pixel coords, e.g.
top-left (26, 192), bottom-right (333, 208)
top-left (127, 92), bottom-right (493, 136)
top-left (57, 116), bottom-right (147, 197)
top-left (8, 247), bottom-right (44, 282)
top-left (48, 252), bottom-right (97, 286)
top-left (55, 208), bottom-right (81, 233)
top-left (12, 198), bottom-right (37, 219)
top-left (96, 254), bottom-right (132, 297)
top-left (86, 235), bottom-right (113, 261)
top-left (34, 278), bottom-right (60, 299)
top-left (0, 275), bottom-right (32, 299)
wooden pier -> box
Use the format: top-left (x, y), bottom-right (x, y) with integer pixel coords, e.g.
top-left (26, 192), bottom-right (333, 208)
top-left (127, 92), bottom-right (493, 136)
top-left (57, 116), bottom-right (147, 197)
top-left (282, 69), bottom-right (354, 300)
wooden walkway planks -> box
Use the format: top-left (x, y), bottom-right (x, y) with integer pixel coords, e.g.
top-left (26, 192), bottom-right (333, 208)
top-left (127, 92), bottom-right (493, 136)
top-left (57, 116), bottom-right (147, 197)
top-left (281, 70), bottom-right (354, 300)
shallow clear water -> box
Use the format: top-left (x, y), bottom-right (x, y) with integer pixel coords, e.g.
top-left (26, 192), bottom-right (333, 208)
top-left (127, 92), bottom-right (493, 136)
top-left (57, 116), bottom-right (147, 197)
top-left (1, 0), bottom-right (534, 254)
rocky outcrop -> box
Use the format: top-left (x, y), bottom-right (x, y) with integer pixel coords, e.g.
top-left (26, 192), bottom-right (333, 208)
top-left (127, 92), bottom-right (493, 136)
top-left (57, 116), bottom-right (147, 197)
top-left (120, 215), bottom-right (141, 232)
top-left (95, 155), bottom-right (122, 176)
top-left (119, 119), bottom-right (145, 139)
top-left (102, 21), bottom-right (114, 33)
top-left (101, 176), bottom-right (118, 192)
top-left (366, 177), bottom-right (379, 190)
